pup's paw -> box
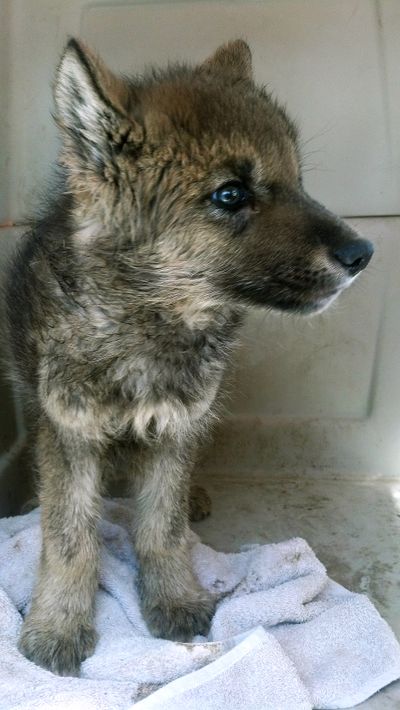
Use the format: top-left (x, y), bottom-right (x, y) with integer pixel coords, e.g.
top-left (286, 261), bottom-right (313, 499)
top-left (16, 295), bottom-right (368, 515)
top-left (19, 618), bottom-right (97, 676)
top-left (143, 591), bottom-right (216, 641)
top-left (189, 485), bottom-right (212, 522)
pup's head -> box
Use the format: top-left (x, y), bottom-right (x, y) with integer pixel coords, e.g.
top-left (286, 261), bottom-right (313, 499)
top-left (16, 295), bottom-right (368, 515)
top-left (54, 39), bottom-right (373, 316)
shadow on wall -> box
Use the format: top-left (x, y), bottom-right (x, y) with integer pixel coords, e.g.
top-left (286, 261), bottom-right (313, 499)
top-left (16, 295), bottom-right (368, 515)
top-left (0, 229), bottom-right (31, 516)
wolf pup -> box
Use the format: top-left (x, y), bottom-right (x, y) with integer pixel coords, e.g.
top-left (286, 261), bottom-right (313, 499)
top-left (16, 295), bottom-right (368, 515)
top-left (5, 39), bottom-right (373, 675)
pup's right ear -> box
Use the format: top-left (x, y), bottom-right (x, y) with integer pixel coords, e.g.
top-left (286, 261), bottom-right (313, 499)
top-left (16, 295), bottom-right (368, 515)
top-left (54, 38), bottom-right (143, 178)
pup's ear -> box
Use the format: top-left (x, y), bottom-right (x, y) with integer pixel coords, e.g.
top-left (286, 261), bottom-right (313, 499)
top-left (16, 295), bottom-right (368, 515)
top-left (54, 38), bottom-right (142, 177)
top-left (200, 40), bottom-right (253, 82)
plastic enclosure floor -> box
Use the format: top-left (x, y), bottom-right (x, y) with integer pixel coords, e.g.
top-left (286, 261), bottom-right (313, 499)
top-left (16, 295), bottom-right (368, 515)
top-left (192, 475), bottom-right (400, 709)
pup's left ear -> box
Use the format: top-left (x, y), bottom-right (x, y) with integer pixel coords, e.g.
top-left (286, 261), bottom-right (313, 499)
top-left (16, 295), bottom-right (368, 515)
top-left (54, 38), bottom-right (142, 178)
top-left (200, 39), bottom-right (253, 82)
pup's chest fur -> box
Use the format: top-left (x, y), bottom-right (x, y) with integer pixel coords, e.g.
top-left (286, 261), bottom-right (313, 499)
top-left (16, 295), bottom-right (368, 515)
top-left (39, 298), bottom-right (243, 443)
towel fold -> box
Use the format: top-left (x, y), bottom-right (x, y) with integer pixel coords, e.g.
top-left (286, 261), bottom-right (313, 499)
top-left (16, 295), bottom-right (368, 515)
top-left (0, 499), bottom-right (399, 709)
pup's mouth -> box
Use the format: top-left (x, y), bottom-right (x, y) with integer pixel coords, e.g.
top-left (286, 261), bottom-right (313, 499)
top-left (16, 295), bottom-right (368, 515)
top-left (230, 265), bottom-right (358, 315)
top-left (265, 277), bottom-right (352, 314)
top-left (289, 290), bottom-right (341, 315)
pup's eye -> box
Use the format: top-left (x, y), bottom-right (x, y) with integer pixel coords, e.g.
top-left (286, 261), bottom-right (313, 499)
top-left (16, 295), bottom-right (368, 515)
top-left (210, 182), bottom-right (251, 211)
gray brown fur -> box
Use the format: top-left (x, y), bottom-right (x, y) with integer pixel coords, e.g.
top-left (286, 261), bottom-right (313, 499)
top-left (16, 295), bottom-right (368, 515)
top-left (4, 39), bottom-right (373, 675)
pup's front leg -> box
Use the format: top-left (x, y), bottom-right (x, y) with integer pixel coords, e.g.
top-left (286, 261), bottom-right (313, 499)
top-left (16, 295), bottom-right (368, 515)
top-left (132, 441), bottom-right (215, 640)
top-left (19, 419), bottom-right (102, 675)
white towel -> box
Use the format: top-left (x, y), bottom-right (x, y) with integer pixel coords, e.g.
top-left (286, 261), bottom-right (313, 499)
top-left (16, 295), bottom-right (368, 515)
top-left (0, 499), bottom-right (399, 710)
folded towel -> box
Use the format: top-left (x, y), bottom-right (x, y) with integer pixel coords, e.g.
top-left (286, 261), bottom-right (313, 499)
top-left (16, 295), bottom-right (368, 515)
top-left (0, 499), bottom-right (399, 709)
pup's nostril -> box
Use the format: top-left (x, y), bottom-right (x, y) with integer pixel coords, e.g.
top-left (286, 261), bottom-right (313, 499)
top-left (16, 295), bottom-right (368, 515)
top-left (334, 239), bottom-right (374, 275)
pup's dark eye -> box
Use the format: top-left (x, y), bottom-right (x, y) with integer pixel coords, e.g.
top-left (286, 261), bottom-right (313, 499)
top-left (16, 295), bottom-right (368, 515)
top-left (210, 182), bottom-right (251, 211)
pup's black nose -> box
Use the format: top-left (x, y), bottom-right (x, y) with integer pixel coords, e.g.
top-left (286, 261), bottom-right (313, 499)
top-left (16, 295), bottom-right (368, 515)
top-left (334, 239), bottom-right (374, 276)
